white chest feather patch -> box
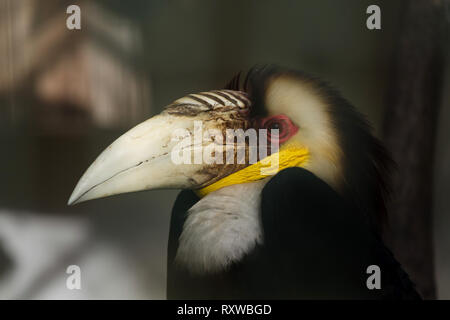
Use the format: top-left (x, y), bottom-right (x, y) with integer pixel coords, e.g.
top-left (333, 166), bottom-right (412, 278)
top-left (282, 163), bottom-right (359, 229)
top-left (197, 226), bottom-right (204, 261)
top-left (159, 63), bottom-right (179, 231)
top-left (175, 180), bottom-right (268, 274)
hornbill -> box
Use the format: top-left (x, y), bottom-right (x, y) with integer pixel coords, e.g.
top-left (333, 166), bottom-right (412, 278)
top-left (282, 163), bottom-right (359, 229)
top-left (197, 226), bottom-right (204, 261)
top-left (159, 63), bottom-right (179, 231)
top-left (68, 65), bottom-right (421, 299)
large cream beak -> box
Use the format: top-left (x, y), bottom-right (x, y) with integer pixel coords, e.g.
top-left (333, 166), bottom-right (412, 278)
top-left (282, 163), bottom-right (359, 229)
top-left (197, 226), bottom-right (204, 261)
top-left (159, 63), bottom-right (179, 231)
top-left (68, 90), bottom-right (250, 205)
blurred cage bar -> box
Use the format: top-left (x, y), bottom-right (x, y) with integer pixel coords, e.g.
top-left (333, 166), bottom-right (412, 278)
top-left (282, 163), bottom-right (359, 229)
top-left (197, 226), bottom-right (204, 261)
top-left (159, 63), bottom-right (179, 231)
top-left (0, 0), bottom-right (151, 132)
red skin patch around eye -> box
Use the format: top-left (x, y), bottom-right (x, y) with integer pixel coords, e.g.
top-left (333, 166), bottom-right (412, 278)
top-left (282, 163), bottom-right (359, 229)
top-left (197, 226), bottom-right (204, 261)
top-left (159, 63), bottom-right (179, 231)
top-left (257, 114), bottom-right (299, 144)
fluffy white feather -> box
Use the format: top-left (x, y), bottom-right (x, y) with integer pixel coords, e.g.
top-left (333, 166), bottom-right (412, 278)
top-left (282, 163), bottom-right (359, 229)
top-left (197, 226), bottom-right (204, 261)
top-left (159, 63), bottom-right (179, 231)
top-left (175, 179), bottom-right (268, 274)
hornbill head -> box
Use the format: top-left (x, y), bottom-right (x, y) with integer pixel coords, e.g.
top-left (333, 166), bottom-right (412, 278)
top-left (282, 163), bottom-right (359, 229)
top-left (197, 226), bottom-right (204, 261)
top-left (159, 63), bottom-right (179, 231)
top-left (68, 65), bottom-right (391, 229)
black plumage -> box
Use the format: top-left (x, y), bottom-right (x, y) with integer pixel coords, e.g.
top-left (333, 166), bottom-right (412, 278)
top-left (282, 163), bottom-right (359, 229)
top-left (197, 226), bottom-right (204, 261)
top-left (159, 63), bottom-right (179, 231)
top-left (166, 66), bottom-right (421, 299)
top-left (167, 168), bottom-right (420, 299)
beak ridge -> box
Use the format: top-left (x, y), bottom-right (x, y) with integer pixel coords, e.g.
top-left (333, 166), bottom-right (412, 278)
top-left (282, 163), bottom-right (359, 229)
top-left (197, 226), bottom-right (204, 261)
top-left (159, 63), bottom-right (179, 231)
top-left (68, 90), bottom-right (251, 205)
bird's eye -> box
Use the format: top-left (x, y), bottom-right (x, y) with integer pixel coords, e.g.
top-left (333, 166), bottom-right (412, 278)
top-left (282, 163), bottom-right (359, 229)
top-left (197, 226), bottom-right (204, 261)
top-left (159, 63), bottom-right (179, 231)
top-left (269, 121), bottom-right (281, 130)
top-left (263, 118), bottom-right (287, 135)
top-left (259, 115), bottom-right (299, 144)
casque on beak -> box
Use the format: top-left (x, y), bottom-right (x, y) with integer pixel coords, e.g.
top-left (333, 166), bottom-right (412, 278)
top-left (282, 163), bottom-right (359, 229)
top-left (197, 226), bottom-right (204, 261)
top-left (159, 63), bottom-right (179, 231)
top-left (68, 90), bottom-right (251, 205)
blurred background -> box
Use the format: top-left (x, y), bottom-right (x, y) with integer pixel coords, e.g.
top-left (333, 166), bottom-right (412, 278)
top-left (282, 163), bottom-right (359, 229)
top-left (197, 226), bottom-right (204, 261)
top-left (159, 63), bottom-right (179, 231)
top-left (0, 0), bottom-right (448, 299)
